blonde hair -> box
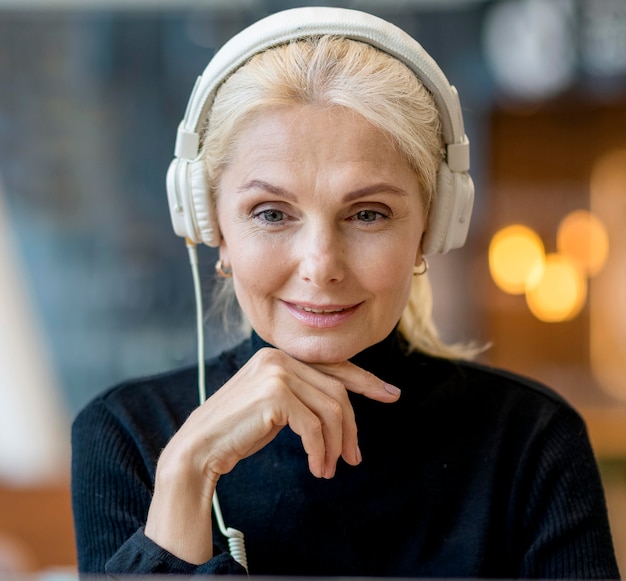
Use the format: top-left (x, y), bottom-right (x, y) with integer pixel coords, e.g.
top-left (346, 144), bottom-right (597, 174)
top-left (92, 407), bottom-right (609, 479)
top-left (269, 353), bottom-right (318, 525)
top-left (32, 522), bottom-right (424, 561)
top-left (203, 36), bottom-right (479, 360)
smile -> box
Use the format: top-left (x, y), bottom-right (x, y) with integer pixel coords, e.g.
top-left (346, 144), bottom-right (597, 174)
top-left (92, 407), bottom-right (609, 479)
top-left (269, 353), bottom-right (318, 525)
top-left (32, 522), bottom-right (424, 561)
top-left (297, 305), bottom-right (350, 314)
top-left (283, 301), bottom-right (361, 329)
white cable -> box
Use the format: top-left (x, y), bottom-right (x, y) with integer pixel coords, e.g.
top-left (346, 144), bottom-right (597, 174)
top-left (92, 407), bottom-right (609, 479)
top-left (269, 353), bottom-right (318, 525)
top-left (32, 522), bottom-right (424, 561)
top-left (186, 240), bottom-right (206, 403)
top-left (212, 490), bottom-right (248, 570)
top-left (186, 240), bottom-right (248, 571)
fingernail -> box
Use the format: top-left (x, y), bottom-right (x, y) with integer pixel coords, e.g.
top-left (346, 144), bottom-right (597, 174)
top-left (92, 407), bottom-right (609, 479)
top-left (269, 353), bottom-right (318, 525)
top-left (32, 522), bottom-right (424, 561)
top-left (355, 444), bottom-right (362, 464)
top-left (384, 383), bottom-right (401, 396)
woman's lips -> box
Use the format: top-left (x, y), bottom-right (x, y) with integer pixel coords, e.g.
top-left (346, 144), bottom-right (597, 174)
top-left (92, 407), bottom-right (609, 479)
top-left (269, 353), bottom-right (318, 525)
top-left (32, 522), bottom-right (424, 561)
top-left (283, 301), bottom-right (361, 328)
top-left (298, 305), bottom-right (350, 314)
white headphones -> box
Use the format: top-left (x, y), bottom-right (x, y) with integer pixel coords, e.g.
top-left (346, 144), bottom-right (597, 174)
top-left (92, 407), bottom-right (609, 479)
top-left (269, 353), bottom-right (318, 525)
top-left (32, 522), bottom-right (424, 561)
top-left (166, 6), bottom-right (474, 255)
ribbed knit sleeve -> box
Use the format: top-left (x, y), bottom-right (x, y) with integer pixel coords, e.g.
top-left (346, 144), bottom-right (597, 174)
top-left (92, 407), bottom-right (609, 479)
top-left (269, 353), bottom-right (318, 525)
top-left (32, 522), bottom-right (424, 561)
top-left (105, 529), bottom-right (244, 575)
top-left (71, 395), bottom-right (245, 576)
top-left (513, 404), bottom-right (619, 579)
top-left (72, 397), bottom-right (151, 573)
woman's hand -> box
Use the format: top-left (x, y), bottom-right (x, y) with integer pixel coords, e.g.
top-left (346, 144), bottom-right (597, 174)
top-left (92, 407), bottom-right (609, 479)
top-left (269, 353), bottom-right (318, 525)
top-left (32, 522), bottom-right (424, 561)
top-left (144, 347), bottom-right (400, 564)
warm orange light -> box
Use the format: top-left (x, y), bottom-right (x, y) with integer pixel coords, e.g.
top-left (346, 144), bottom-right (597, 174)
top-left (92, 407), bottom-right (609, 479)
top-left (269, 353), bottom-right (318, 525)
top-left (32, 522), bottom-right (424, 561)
top-left (489, 224), bottom-right (545, 294)
top-left (557, 209), bottom-right (609, 276)
top-left (525, 253), bottom-right (587, 322)
top-left (591, 149), bottom-right (626, 200)
top-left (589, 148), bottom-right (626, 400)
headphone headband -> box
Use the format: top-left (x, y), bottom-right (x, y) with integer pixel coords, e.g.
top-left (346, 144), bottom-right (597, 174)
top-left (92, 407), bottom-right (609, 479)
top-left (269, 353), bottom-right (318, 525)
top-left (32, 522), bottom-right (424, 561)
top-left (176, 7), bottom-right (468, 169)
top-left (167, 6), bottom-right (474, 254)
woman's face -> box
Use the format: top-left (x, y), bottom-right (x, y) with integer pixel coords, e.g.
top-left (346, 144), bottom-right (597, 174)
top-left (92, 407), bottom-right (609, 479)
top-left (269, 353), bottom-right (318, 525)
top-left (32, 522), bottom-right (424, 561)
top-left (217, 105), bottom-right (426, 363)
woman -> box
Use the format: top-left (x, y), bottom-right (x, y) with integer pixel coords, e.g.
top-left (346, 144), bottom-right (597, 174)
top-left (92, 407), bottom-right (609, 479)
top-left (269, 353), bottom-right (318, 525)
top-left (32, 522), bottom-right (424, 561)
top-left (71, 7), bottom-right (619, 578)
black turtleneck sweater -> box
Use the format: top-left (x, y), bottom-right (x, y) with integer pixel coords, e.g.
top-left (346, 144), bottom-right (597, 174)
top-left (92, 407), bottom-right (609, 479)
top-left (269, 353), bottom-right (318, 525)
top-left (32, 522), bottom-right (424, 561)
top-left (71, 331), bottom-right (619, 578)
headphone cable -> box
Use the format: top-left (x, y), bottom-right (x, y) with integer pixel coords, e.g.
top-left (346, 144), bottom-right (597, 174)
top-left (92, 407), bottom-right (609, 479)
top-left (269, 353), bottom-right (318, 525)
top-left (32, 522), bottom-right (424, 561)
top-left (186, 240), bottom-right (248, 571)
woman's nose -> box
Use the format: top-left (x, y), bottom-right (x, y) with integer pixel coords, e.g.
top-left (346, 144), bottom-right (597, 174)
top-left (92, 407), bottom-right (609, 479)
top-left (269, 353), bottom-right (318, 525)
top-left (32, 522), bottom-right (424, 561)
top-left (297, 223), bottom-right (345, 286)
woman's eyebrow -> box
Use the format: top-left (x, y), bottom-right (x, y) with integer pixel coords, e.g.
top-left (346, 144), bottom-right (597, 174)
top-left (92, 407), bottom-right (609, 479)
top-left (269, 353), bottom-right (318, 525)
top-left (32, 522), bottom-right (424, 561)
top-left (237, 180), bottom-right (409, 201)
top-left (342, 183), bottom-right (409, 202)
top-left (237, 179), bottom-right (296, 201)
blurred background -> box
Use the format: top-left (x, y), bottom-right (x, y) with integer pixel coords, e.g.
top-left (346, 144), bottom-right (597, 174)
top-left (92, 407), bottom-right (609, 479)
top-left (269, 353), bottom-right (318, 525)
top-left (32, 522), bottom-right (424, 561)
top-left (0, 0), bottom-right (625, 576)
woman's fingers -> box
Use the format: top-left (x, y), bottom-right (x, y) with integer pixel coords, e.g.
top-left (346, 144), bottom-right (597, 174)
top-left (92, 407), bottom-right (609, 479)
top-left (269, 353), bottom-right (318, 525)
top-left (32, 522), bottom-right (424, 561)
top-left (183, 348), bottom-right (401, 480)
top-left (302, 360), bottom-right (400, 470)
top-left (241, 350), bottom-right (401, 475)
top-left (237, 349), bottom-right (350, 478)
top-left (310, 360), bottom-right (402, 402)
top-left (286, 374), bottom-right (347, 478)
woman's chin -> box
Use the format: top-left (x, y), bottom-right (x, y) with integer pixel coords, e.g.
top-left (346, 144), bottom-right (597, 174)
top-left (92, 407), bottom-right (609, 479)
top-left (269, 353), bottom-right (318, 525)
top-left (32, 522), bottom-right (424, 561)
top-left (277, 334), bottom-right (366, 364)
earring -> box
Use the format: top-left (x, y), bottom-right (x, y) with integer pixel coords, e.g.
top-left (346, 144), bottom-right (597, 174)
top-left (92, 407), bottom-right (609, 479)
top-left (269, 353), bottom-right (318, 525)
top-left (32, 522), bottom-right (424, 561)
top-left (413, 257), bottom-right (429, 276)
top-left (215, 258), bottom-right (233, 278)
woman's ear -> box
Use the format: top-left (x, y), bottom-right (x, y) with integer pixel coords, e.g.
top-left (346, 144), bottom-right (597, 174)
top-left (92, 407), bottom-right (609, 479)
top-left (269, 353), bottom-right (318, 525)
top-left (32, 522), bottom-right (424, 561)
top-left (415, 251), bottom-right (422, 268)
top-left (219, 238), bottom-right (229, 265)
top-left (415, 236), bottom-right (426, 267)
top-left (215, 240), bottom-right (233, 278)
top-left (413, 242), bottom-right (429, 276)
top-left (220, 240), bottom-right (233, 270)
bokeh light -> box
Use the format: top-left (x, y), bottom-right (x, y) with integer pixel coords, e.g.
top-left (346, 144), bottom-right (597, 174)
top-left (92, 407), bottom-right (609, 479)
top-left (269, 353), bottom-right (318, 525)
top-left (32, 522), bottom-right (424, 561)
top-left (589, 148), bottom-right (626, 401)
top-left (557, 209), bottom-right (609, 276)
top-left (483, 0), bottom-right (576, 101)
top-left (489, 224), bottom-right (545, 294)
top-left (591, 148), bottom-right (626, 199)
top-left (525, 253), bottom-right (587, 322)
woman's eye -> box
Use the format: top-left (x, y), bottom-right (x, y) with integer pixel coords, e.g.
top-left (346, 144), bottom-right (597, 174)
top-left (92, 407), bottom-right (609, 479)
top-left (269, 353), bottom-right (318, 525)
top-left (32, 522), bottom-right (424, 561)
top-left (256, 209), bottom-right (285, 223)
top-left (355, 209), bottom-right (385, 222)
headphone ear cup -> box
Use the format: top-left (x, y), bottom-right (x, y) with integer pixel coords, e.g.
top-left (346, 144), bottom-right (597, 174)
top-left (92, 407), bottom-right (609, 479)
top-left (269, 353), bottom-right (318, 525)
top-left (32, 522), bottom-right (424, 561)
top-left (166, 157), bottom-right (220, 246)
top-left (423, 162), bottom-right (475, 255)
top-left (188, 159), bottom-right (220, 247)
top-left (166, 157), bottom-right (198, 243)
